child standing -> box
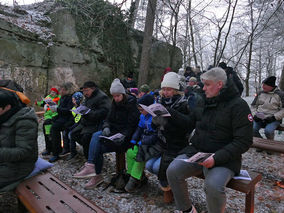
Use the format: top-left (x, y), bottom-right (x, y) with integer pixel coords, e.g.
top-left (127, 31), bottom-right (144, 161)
top-left (35, 87), bottom-right (60, 157)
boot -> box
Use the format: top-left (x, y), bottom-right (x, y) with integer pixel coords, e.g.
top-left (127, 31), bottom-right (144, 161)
top-left (161, 186), bottom-right (173, 203)
top-left (73, 162), bottom-right (96, 178)
top-left (124, 176), bottom-right (141, 192)
top-left (84, 175), bottom-right (103, 189)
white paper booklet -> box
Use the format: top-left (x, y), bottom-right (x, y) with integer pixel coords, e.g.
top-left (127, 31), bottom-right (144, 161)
top-left (44, 98), bottom-right (57, 106)
top-left (71, 105), bottom-right (91, 115)
top-left (99, 133), bottom-right (125, 141)
top-left (139, 103), bottom-right (171, 117)
top-left (233, 170), bottom-right (251, 181)
top-left (177, 152), bottom-right (213, 163)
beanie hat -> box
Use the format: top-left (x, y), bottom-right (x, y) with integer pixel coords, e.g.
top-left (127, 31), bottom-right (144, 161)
top-left (130, 88), bottom-right (139, 96)
top-left (110, 78), bottom-right (126, 95)
top-left (72, 92), bottom-right (84, 106)
top-left (189, 77), bottom-right (197, 82)
top-left (161, 72), bottom-right (180, 90)
top-left (263, 76), bottom-right (276, 87)
top-left (50, 87), bottom-right (59, 94)
top-left (140, 84), bottom-right (150, 93)
top-left (138, 94), bottom-right (154, 106)
top-left (218, 62), bottom-right (227, 70)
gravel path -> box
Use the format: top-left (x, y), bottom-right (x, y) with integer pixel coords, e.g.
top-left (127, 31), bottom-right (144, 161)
top-left (37, 126), bottom-right (284, 213)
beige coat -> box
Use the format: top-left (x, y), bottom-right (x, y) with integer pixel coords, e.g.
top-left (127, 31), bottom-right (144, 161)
top-left (251, 87), bottom-right (284, 120)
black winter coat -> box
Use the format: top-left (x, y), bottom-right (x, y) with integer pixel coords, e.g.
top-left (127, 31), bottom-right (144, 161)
top-left (79, 89), bottom-right (111, 134)
top-left (155, 95), bottom-right (192, 183)
top-left (54, 94), bottom-right (73, 127)
top-left (103, 95), bottom-right (140, 151)
top-left (182, 80), bottom-right (253, 174)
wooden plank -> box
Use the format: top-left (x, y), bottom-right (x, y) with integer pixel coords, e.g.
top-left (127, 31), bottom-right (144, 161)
top-left (196, 171), bottom-right (262, 194)
top-left (252, 137), bottom-right (284, 153)
top-left (16, 172), bottom-right (106, 213)
top-left (35, 111), bottom-right (45, 117)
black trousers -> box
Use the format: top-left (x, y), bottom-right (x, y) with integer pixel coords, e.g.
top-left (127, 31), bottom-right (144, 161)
top-left (75, 133), bottom-right (93, 159)
top-left (51, 120), bottom-right (71, 156)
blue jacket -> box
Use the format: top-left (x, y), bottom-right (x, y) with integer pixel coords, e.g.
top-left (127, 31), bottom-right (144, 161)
top-left (131, 113), bottom-right (157, 145)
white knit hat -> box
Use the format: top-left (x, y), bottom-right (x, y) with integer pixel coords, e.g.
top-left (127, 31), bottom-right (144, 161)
top-left (161, 72), bottom-right (180, 90)
top-left (110, 78), bottom-right (126, 95)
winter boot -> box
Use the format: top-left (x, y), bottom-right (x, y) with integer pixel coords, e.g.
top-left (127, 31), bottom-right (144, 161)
top-left (84, 175), bottom-right (104, 189)
top-left (73, 162), bottom-right (96, 178)
top-left (124, 176), bottom-right (142, 192)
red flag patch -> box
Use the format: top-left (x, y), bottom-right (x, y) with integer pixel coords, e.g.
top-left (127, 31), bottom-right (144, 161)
top-left (248, 114), bottom-right (253, 122)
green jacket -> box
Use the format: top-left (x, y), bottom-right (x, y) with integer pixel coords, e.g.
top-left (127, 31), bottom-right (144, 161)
top-left (36, 95), bottom-right (61, 120)
top-left (0, 107), bottom-right (38, 192)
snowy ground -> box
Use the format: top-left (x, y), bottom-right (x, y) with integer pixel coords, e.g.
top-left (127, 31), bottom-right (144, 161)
top-left (36, 97), bottom-right (284, 213)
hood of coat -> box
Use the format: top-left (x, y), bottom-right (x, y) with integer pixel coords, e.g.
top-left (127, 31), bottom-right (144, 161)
top-left (1, 107), bottom-right (38, 127)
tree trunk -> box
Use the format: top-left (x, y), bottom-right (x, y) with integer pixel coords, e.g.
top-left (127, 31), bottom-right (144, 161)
top-left (138, 0), bottom-right (158, 87)
top-left (279, 65), bottom-right (284, 90)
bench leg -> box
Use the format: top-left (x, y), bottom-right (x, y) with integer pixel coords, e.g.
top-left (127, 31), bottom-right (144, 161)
top-left (116, 152), bottom-right (125, 173)
top-left (245, 188), bottom-right (255, 213)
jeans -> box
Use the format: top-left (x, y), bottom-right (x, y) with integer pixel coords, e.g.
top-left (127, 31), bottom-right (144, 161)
top-left (253, 120), bottom-right (280, 139)
top-left (88, 131), bottom-right (118, 174)
top-left (167, 154), bottom-right (234, 213)
top-left (146, 157), bottom-right (161, 175)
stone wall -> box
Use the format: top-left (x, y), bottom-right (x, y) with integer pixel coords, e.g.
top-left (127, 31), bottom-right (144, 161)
top-left (0, 1), bottom-right (182, 103)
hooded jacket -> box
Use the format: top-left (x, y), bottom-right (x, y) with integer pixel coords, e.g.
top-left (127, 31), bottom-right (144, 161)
top-left (182, 80), bottom-right (253, 174)
top-left (0, 107), bottom-right (38, 192)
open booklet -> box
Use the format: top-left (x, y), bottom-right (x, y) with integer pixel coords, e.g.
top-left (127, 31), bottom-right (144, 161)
top-left (139, 103), bottom-right (171, 117)
top-left (71, 105), bottom-right (91, 115)
top-left (177, 152), bottom-right (214, 163)
top-left (44, 98), bottom-right (57, 106)
top-left (99, 133), bottom-right (125, 141)
top-left (233, 170), bottom-right (252, 181)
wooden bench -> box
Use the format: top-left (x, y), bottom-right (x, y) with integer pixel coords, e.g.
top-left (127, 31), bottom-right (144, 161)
top-left (35, 111), bottom-right (45, 117)
top-left (15, 172), bottom-right (106, 213)
top-left (196, 171), bottom-right (261, 213)
top-left (252, 137), bottom-right (284, 153)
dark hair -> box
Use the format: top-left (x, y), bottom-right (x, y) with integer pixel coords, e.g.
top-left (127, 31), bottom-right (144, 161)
top-left (186, 66), bottom-right (192, 72)
top-left (0, 89), bottom-right (19, 108)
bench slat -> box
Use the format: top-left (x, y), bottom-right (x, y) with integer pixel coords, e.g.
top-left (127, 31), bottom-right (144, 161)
top-left (16, 172), bottom-right (105, 213)
top-left (197, 171), bottom-right (261, 194)
top-left (252, 137), bottom-right (284, 153)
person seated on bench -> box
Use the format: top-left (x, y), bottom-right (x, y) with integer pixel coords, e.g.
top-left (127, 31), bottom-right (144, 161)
top-left (124, 94), bottom-right (156, 192)
top-left (73, 78), bottom-right (140, 189)
top-left (167, 67), bottom-right (253, 213)
top-left (251, 76), bottom-right (284, 142)
top-left (49, 82), bottom-right (77, 162)
top-left (70, 81), bottom-right (111, 160)
top-left (146, 72), bottom-right (192, 202)
top-left (0, 89), bottom-right (38, 192)
top-left (35, 87), bottom-right (61, 158)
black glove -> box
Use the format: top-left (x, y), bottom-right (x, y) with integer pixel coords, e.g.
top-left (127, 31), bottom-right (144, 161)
top-left (102, 127), bottom-right (111, 136)
top-left (265, 116), bottom-right (276, 124)
top-left (253, 115), bottom-right (262, 122)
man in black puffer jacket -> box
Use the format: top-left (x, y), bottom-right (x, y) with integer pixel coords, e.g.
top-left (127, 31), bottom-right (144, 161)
top-left (71, 81), bottom-right (111, 159)
top-left (167, 67), bottom-right (253, 213)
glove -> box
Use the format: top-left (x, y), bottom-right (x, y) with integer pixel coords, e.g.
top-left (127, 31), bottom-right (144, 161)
top-left (49, 105), bottom-right (58, 112)
top-left (253, 115), bottom-right (261, 122)
top-left (130, 140), bottom-right (136, 145)
top-left (102, 127), bottom-right (111, 136)
top-left (138, 141), bottom-right (142, 146)
top-left (265, 116), bottom-right (276, 124)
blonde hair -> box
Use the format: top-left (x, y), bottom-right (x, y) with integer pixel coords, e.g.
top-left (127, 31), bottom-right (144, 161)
top-left (159, 88), bottom-right (184, 98)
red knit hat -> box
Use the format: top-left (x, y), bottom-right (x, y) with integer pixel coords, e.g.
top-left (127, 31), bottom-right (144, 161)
top-left (50, 87), bottom-right (59, 94)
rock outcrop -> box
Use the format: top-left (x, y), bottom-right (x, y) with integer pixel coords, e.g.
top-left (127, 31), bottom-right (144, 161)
top-left (0, 0), bottom-right (182, 102)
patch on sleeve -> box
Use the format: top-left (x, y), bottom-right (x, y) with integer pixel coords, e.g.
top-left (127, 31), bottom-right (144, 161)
top-left (248, 114), bottom-right (253, 122)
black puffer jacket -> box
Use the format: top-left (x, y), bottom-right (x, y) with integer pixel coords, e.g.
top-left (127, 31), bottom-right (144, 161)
top-left (182, 80), bottom-right (253, 174)
top-left (155, 94), bottom-right (192, 183)
top-left (79, 89), bottom-right (111, 134)
top-left (54, 94), bottom-right (73, 127)
top-left (103, 95), bottom-right (140, 151)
